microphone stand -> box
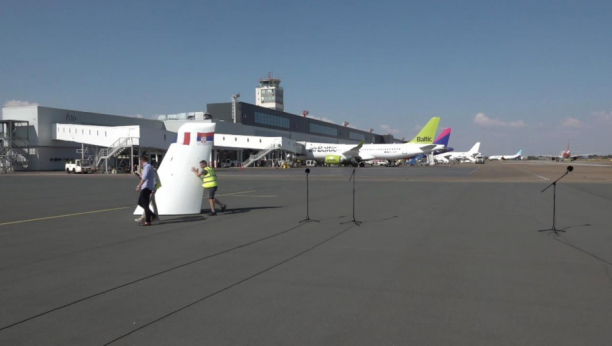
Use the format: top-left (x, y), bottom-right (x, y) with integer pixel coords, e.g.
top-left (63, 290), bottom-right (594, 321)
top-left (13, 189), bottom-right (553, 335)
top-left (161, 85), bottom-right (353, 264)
top-left (299, 169), bottom-right (319, 223)
top-left (341, 167), bottom-right (362, 226)
top-left (539, 167), bottom-right (573, 234)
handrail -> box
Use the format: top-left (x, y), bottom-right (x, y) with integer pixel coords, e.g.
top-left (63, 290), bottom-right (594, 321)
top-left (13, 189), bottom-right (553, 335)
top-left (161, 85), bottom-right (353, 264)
top-left (95, 137), bottom-right (139, 168)
top-left (242, 143), bottom-right (280, 168)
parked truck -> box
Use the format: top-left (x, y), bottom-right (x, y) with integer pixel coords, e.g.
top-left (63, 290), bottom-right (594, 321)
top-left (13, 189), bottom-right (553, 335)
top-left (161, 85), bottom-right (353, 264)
top-left (65, 159), bottom-right (94, 174)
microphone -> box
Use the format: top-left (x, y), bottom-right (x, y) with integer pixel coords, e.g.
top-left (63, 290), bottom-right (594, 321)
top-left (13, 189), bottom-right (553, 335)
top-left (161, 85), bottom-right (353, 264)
top-left (567, 166), bottom-right (574, 173)
top-left (305, 168), bottom-right (311, 174)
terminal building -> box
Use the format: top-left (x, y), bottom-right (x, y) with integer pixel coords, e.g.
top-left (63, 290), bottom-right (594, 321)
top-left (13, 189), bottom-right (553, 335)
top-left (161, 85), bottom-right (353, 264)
top-left (1, 75), bottom-right (400, 172)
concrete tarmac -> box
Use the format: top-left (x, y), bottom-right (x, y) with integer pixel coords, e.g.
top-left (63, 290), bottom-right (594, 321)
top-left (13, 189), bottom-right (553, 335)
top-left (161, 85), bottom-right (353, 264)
top-left (0, 163), bottom-right (611, 345)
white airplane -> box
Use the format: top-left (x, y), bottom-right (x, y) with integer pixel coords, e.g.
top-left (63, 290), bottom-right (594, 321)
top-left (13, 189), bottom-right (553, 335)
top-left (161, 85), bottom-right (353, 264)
top-left (434, 142), bottom-right (481, 164)
top-left (489, 149), bottom-right (522, 161)
top-left (541, 141), bottom-right (598, 162)
top-left (302, 117), bottom-right (445, 165)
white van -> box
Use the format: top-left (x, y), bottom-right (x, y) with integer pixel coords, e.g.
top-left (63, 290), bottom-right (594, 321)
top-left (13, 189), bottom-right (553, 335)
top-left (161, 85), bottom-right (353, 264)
top-left (221, 159), bottom-right (240, 168)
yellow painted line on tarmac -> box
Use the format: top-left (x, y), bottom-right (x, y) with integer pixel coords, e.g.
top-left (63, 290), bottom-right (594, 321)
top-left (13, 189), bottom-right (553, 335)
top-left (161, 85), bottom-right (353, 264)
top-left (0, 206), bottom-right (133, 227)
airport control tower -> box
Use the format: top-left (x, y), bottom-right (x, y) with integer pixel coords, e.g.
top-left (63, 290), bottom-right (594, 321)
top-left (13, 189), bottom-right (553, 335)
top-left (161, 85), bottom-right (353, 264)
top-left (256, 73), bottom-right (284, 111)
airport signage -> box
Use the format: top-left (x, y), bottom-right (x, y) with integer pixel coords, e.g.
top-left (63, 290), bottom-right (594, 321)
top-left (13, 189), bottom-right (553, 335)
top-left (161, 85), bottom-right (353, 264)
top-left (65, 113), bottom-right (77, 122)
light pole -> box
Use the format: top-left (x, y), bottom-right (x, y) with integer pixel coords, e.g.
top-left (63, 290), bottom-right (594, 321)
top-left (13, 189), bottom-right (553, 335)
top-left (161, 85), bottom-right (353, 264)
top-left (232, 94), bottom-right (240, 123)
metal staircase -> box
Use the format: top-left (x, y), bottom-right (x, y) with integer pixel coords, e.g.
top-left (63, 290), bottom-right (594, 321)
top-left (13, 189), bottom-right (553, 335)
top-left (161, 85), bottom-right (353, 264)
top-left (0, 146), bottom-right (29, 173)
top-left (1, 120), bottom-right (30, 173)
top-left (95, 137), bottom-right (139, 172)
top-left (242, 143), bottom-right (281, 168)
top-left (0, 147), bottom-right (13, 173)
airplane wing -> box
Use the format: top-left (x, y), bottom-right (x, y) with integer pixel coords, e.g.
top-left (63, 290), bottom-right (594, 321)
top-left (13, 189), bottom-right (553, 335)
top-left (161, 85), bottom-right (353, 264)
top-left (420, 144), bottom-right (437, 152)
top-left (342, 140), bottom-right (365, 158)
top-left (571, 153), bottom-right (599, 159)
top-left (359, 154), bottom-right (376, 161)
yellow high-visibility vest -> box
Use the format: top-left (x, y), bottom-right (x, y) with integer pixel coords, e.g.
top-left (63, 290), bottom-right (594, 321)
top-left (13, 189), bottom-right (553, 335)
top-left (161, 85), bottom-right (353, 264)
top-left (154, 170), bottom-right (162, 190)
top-left (202, 167), bottom-right (218, 188)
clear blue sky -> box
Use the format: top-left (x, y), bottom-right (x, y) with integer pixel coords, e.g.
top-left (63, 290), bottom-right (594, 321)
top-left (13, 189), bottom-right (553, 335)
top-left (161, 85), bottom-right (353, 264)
top-left (1, 0), bottom-right (611, 155)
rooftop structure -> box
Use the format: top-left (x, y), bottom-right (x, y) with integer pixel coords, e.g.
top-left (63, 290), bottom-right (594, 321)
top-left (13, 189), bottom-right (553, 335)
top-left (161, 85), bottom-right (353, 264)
top-left (256, 73), bottom-right (284, 111)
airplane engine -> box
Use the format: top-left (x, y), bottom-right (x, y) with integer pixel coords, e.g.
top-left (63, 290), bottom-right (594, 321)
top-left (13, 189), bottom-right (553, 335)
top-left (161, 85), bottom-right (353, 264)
top-left (324, 155), bottom-right (344, 165)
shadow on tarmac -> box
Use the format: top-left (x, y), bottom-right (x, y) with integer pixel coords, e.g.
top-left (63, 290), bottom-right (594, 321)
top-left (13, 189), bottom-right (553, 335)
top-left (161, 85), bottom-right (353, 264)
top-left (538, 223), bottom-right (592, 235)
top-left (561, 223), bottom-right (592, 231)
top-left (208, 206), bottom-right (281, 215)
top-left (159, 207), bottom-right (282, 224)
top-left (160, 216), bottom-right (208, 225)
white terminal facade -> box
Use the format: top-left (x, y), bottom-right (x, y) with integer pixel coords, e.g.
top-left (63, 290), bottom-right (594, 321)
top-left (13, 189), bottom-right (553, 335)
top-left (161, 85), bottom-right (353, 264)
top-left (0, 76), bottom-right (400, 172)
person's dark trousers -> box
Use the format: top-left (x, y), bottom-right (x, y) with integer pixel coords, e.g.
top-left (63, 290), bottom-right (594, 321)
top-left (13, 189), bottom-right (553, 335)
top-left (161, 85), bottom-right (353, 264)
top-left (138, 188), bottom-right (154, 223)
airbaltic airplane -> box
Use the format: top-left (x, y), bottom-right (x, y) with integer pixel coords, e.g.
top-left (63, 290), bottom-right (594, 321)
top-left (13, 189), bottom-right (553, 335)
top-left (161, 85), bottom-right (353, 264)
top-left (434, 142), bottom-right (481, 164)
top-left (302, 117), bottom-right (443, 165)
top-left (489, 149), bottom-right (522, 161)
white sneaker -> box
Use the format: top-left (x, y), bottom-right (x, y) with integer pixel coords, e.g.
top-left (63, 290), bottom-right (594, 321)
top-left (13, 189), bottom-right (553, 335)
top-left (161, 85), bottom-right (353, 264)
top-left (135, 217), bottom-right (144, 223)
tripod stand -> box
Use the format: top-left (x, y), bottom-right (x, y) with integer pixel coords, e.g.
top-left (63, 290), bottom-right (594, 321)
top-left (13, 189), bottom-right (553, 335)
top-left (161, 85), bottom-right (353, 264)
top-left (341, 167), bottom-right (362, 226)
top-left (299, 168), bottom-right (319, 223)
top-left (539, 166), bottom-right (573, 235)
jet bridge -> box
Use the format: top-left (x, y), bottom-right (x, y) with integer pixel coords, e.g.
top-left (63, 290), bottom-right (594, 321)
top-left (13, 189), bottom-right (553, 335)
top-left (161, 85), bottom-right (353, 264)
top-left (52, 123), bottom-right (174, 173)
top-left (212, 134), bottom-right (304, 167)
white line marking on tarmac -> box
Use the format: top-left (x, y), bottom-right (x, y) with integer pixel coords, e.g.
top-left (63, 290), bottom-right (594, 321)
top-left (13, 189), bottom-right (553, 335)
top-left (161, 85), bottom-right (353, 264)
top-left (532, 173), bottom-right (550, 181)
top-left (515, 168), bottom-right (549, 181)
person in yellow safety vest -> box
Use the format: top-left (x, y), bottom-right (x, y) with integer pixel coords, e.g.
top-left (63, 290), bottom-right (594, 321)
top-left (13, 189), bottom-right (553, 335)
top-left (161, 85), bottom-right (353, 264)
top-left (191, 160), bottom-right (227, 216)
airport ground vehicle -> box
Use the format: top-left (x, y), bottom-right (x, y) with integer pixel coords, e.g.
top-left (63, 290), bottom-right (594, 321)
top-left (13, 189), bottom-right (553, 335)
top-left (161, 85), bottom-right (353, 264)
top-left (65, 159), bottom-right (93, 174)
top-left (475, 155), bottom-right (485, 164)
top-left (385, 160), bottom-right (402, 167)
top-left (221, 159), bottom-right (240, 168)
top-left (305, 160), bottom-right (318, 167)
top-left (370, 160), bottom-right (387, 166)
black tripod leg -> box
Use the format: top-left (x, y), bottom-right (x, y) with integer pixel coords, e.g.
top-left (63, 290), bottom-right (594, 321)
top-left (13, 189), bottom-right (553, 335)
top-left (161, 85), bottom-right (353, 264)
top-left (341, 168), bottom-right (361, 225)
top-left (539, 183), bottom-right (564, 234)
top-left (300, 173), bottom-right (319, 223)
